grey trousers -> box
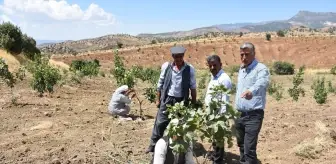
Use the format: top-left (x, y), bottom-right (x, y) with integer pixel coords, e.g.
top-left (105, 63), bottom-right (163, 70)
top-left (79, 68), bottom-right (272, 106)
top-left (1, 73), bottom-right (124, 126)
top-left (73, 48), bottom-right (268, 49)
top-left (235, 110), bottom-right (264, 164)
top-left (149, 96), bottom-right (183, 148)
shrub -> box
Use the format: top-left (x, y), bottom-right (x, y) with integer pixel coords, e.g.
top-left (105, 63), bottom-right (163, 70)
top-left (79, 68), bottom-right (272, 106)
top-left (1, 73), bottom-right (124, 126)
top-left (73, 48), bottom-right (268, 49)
top-left (111, 50), bottom-right (135, 88)
top-left (239, 32), bottom-right (243, 37)
top-left (0, 57), bottom-right (15, 88)
top-left (288, 66), bottom-right (305, 101)
top-left (28, 57), bottom-right (62, 96)
top-left (266, 33), bottom-right (271, 41)
top-left (272, 61), bottom-right (295, 75)
top-left (311, 77), bottom-right (328, 104)
top-left (151, 40), bottom-right (157, 44)
top-left (69, 59), bottom-right (100, 77)
top-left (0, 22), bottom-right (23, 54)
top-left (327, 81), bottom-right (335, 93)
top-left (277, 30), bottom-right (285, 37)
top-left (267, 81), bottom-right (284, 101)
top-left (21, 34), bottom-right (41, 60)
top-left (117, 42), bottom-right (123, 48)
top-left (330, 65), bottom-right (336, 75)
top-left (165, 85), bottom-right (239, 154)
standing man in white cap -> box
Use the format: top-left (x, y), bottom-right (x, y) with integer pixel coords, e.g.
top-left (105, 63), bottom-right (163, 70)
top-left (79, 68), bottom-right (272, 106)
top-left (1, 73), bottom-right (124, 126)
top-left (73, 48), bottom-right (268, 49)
top-left (146, 45), bottom-right (197, 154)
top-left (235, 42), bottom-right (270, 164)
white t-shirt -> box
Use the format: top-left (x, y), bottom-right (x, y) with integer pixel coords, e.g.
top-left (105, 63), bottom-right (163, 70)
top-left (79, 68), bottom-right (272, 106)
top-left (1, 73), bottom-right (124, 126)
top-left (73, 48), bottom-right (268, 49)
top-left (204, 69), bottom-right (232, 114)
top-left (153, 137), bottom-right (194, 164)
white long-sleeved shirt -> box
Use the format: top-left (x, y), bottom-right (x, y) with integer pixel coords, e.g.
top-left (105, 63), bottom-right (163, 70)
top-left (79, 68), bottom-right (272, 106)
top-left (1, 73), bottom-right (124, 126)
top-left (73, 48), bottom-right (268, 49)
top-left (153, 137), bottom-right (194, 164)
top-left (108, 85), bottom-right (132, 112)
top-left (204, 69), bottom-right (232, 114)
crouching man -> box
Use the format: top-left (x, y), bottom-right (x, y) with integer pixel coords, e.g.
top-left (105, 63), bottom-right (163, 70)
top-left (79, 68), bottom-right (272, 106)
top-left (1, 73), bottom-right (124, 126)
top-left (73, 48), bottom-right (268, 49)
top-left (108, 85), bottom-right (136, 120)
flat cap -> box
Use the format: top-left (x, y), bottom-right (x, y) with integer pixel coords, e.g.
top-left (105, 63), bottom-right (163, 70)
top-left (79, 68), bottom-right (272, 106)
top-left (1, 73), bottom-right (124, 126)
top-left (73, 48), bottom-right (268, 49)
top-left (170, 46), bottom-right (186, 54)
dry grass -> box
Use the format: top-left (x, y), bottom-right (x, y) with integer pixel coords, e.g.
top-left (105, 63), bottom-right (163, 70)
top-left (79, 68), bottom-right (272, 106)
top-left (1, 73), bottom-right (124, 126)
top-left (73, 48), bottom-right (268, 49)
top-left (293, 121), bottom-right (336, 159)
top-left (0, 49), bottom-right (21, 71)
top-left (49, 59), bottom-right (70, 70)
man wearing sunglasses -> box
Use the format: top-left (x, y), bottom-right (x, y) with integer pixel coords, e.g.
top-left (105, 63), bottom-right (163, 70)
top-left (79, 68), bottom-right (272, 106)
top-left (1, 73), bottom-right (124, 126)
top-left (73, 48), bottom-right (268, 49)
top-left (146, 46), bottom-right (197, 154)
top-left (235, 42), bottom-right (270, 164)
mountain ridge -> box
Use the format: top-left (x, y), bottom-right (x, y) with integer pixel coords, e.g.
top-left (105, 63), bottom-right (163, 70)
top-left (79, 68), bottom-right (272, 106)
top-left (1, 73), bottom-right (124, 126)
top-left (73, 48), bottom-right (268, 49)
top-left (39, 10), bottom-right (336, 54)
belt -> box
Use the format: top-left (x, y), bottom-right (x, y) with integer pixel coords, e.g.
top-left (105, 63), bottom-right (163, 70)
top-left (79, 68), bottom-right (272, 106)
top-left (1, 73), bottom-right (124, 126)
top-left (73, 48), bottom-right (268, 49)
top-left (167, 95), bottom-right (184, 100)
top-left (239, 109), bottom-right (264, 117)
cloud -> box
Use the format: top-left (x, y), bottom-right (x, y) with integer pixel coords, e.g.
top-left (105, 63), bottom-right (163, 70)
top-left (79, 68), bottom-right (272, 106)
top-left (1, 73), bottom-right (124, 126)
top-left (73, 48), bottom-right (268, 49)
top-left (324, 21), bottom-right (336, 27)
top-left (0, 0), bottom-right (119, 40)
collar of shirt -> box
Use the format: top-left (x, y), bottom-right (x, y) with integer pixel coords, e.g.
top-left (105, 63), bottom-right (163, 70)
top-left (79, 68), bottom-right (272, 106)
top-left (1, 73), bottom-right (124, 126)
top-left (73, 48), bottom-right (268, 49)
top-left (212, 69), bottom-right (224, 80)
top-left (170, 62), bottom-right (187, 72)
top-left (240, 59), bottom-right (258, 72)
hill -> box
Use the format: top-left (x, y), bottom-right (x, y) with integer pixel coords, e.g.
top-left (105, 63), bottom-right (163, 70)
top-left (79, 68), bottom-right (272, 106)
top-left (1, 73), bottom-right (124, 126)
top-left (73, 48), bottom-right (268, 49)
top-left (38, 34), bottom-right (151, 55)
top-left (137, 26), bottom-right (223, 38)
top-left (38, 11), bottom-right (336, 54)
top-left (289, 10), bottom-right (336, 28)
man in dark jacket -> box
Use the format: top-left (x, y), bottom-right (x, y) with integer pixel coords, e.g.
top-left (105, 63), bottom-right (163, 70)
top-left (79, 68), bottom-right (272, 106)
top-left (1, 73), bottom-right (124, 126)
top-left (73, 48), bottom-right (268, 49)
top-left (146, 46), bottom-right (197, 153)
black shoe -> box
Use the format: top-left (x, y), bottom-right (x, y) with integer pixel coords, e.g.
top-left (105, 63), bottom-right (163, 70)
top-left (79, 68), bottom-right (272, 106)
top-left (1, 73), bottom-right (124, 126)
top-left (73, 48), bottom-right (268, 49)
top-left (145, 146), bottom-right (155, 154)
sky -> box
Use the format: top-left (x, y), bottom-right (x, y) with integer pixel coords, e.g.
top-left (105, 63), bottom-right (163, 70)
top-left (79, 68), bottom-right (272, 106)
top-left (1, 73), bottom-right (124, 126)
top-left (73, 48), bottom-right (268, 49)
top-left (0, 0), bottom-right (335, 40)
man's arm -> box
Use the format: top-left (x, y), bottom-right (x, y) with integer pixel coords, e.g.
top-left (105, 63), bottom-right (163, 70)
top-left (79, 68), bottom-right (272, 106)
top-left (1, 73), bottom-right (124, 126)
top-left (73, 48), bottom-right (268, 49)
top-left (189, 66), bottom-right (197, 103)
top-left (247, 67), bottom-right (270, 96)
top-left (219, 74), bottom-right (232, 113)
top-left (156, 62), bottom-right (169, 104)
top-left (119, 95), bottom-right (132, 104)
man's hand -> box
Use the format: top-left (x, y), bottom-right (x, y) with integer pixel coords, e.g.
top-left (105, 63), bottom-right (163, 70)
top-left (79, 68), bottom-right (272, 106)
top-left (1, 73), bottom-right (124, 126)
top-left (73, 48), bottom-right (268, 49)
top-left (156, 99), bottom-right (160, 108)
top-left (241, 90), bottom-right (253, 100)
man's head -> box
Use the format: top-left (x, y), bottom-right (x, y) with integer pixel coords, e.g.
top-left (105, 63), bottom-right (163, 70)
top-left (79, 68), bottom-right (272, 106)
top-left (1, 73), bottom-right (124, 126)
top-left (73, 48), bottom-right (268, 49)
top-left (116, 85), bottom-right (129, 94)
top-left (170, 46), bottom-right (186, 66)
top-left (207, 54), bottom-right (222, 76)
top-left (240, 42), bottom-right (256, 67)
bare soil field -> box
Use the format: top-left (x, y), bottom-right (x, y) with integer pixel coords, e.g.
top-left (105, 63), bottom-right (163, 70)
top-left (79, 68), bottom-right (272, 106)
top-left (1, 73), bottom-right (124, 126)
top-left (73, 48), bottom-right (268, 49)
top-left (53, 37), bottom-right (336, 70)
top-left (1, 36), bottom-right (336, 164)
top-left (1, 70), bottom-right (336, 164)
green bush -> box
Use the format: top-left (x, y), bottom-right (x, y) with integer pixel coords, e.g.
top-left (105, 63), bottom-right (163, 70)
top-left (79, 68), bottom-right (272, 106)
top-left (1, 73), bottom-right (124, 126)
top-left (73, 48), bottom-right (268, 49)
top-left (266, 33), bottom-right (271, 41)
top-left (28, 57), bottom-right (62, 96)
top-left (311, 77), bottom-right (328, 104)
top-left (330, 65), bottom-right (336, 75)
top-left (69, 59), bottom-right (100, 77)
top-left (272, 61), bottom-right (295, 75)
top-left (327, 81), bottom-right (335, 93)
top-left (0, 57), bottom-right (16, 88)
top-left (267, 81), bottom-right (284, 101)
top-left (288, 66), bottom-right (305, 101)
top-left (21, 34), bottom-right (41, 60)
top-left (277, 30), bottom-right (285, 37)
top-left (0, 22), bottom-right (23, 54)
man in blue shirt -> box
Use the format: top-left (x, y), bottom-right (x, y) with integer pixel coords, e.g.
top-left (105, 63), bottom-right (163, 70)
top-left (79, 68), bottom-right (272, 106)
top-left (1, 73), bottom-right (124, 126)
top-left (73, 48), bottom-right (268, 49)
top-left (235, 42), bottom-right (270, 164)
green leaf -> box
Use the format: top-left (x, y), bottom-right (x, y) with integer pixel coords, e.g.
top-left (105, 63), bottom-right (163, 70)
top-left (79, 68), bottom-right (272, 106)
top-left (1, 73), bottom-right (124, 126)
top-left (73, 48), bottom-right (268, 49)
top-left (217, 121), bottom-right (225, 129)
top-left (213, 124), bottom-right (218, 133)
top-left (209, 114), bottom-right (215, 121)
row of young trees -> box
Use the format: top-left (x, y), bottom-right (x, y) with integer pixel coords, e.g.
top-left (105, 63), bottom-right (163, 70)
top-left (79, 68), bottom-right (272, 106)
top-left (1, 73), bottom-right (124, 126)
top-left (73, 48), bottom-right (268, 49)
top-left (267, 64), bottom-right (335, 104)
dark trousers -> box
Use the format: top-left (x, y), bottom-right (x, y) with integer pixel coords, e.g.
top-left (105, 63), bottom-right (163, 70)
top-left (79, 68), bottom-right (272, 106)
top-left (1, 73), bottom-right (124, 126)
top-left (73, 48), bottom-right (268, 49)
top-left (235, 110), bottom-right (264, 164)
top-left (149, 96), bottom-right (183, 148)
top-left (212, 142), bottom-right (224, 164)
